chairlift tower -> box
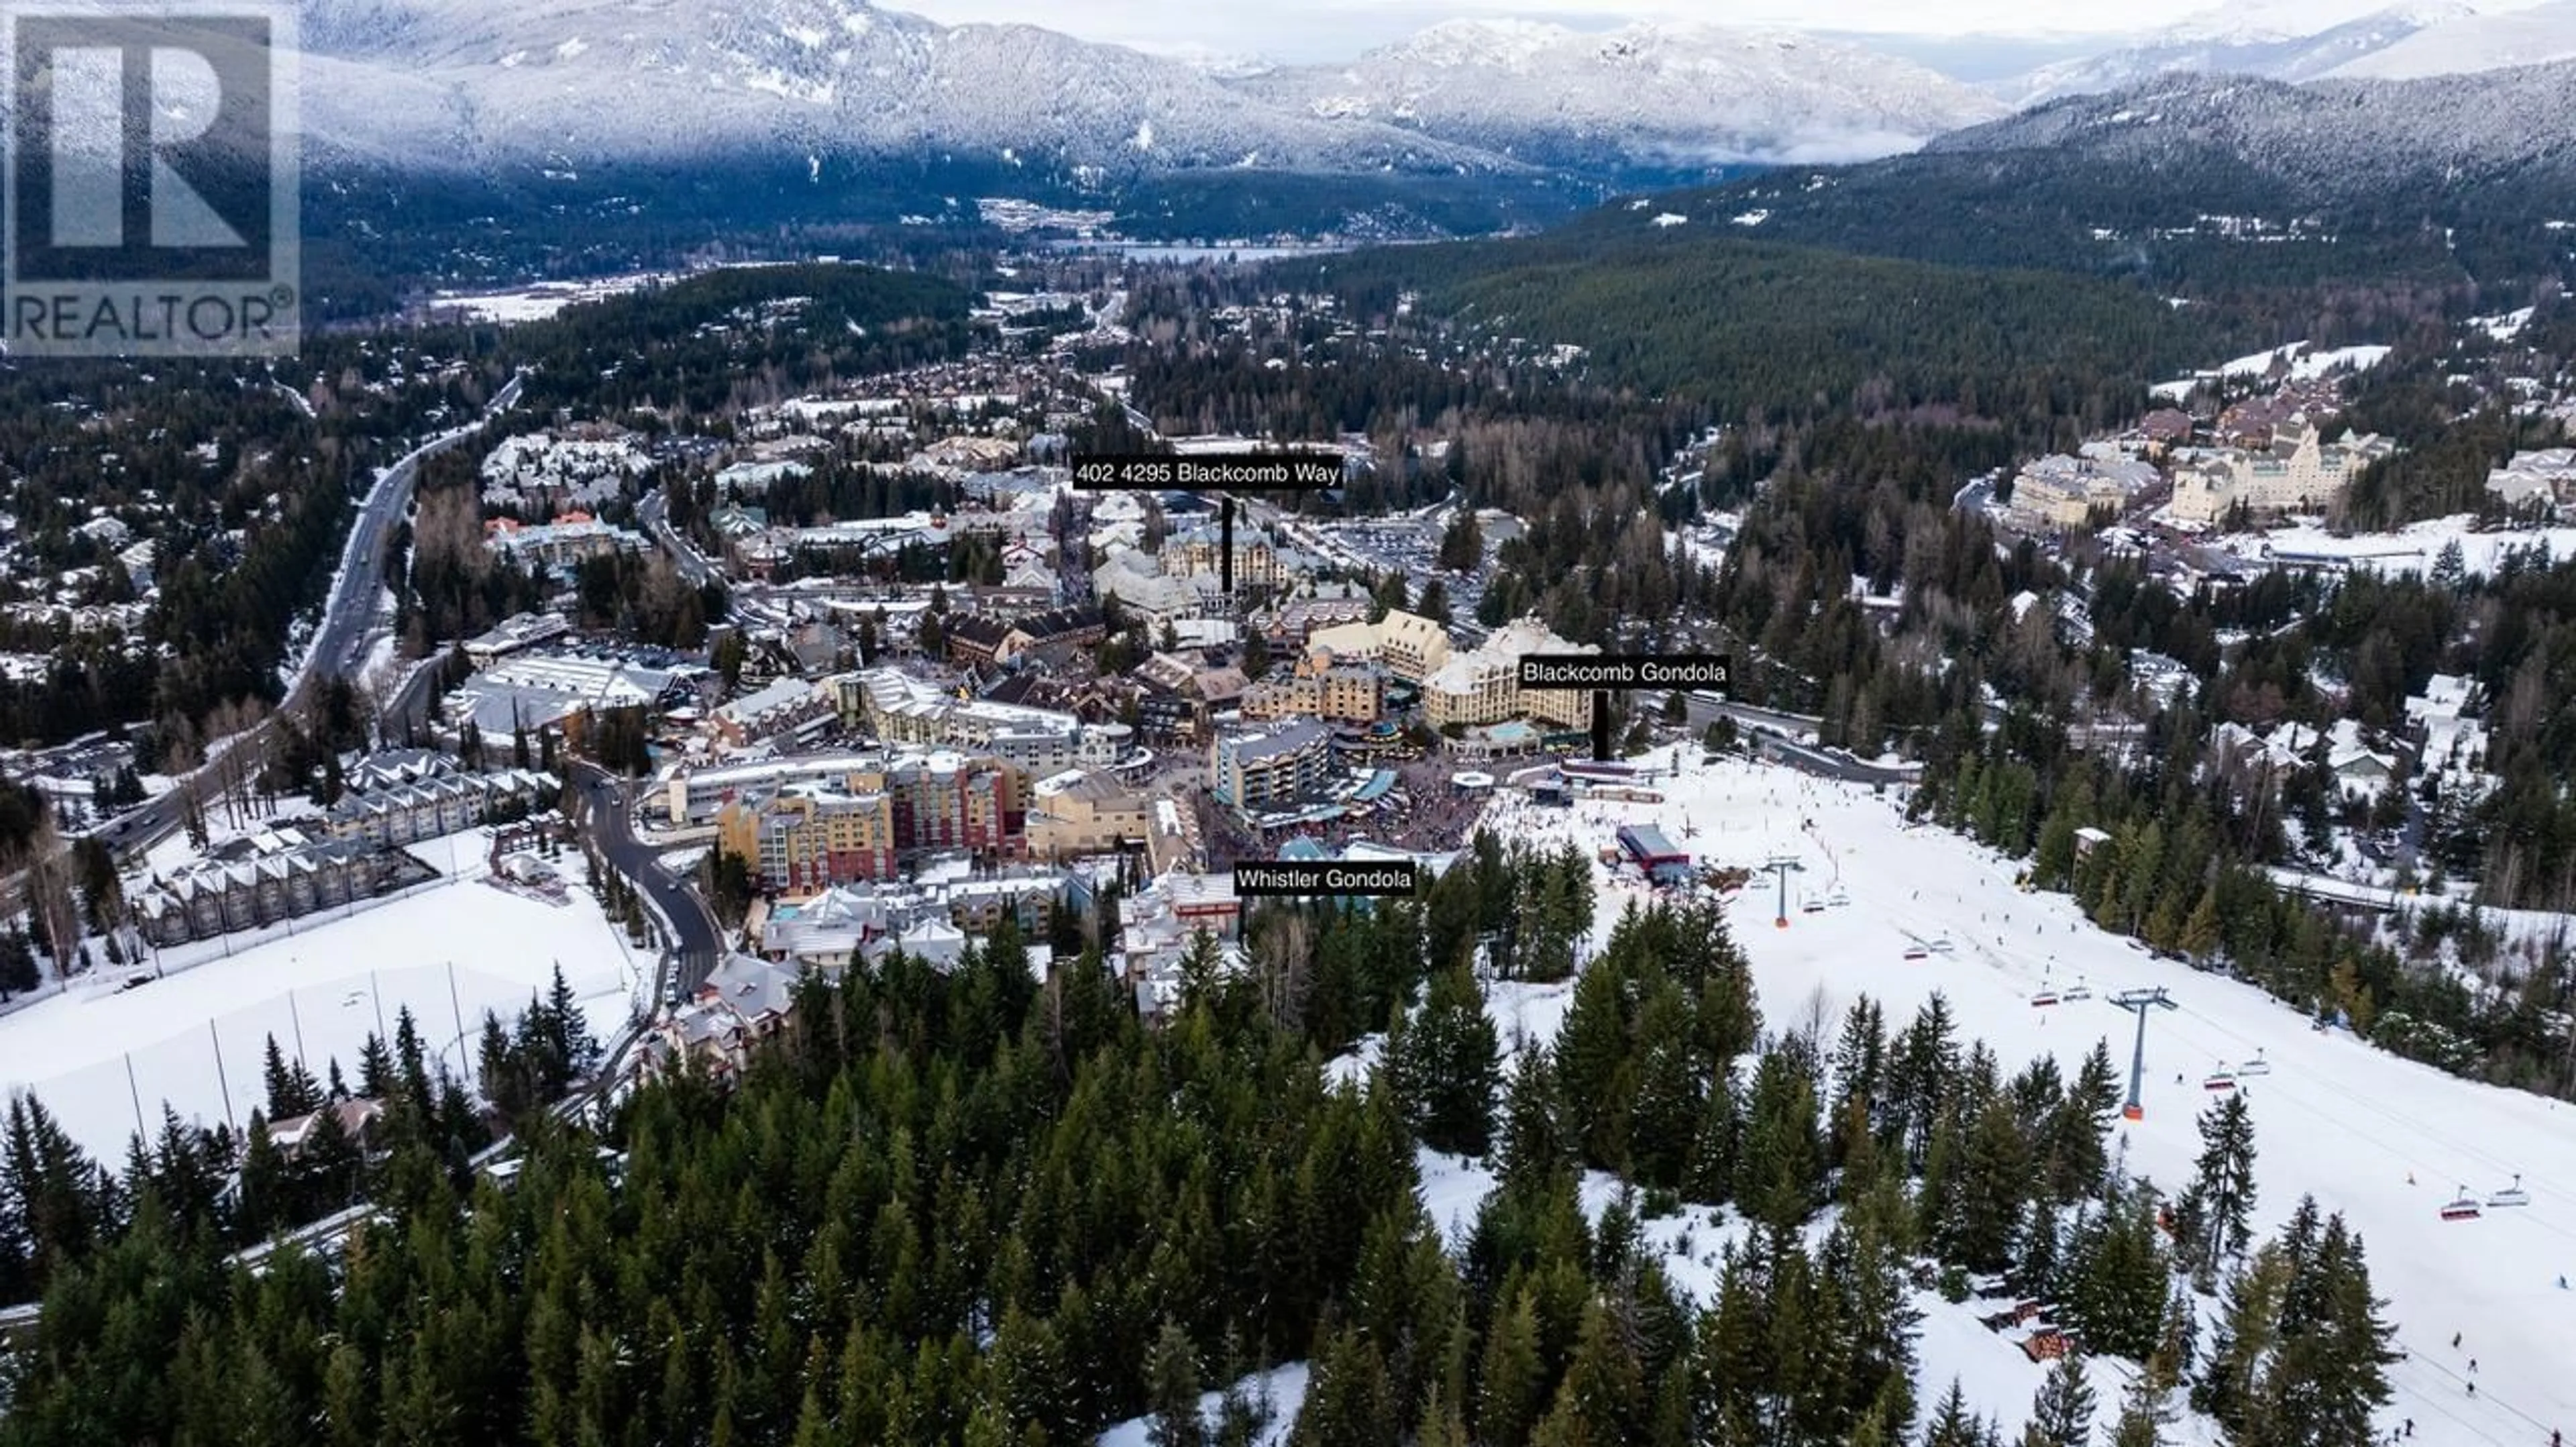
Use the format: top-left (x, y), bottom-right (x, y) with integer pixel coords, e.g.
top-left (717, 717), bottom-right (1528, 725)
top-left (2110, 986), bottom-right (2178, 1122)
top-left (1762, 856), bottom-right (1803, 930)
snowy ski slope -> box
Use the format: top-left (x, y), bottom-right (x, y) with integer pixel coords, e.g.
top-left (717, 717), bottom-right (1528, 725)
top-left (1472, 747), bottom-right (2576, 1447)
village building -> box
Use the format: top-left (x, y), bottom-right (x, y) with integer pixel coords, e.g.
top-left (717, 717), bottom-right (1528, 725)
top-left (1208, 720), bottom-right (1335, 808)
top-left (710, 676), bottom-right (836, 750)
top-left (2485, 447), bottom-right (2576, 517)
top-left (133, 835), bottom-right (437, 946)
top-left (839, 667), bottom-right (1126, 773)
top-left (1303, 608), bottom-right (1452, 683)
top-left (1240, 649), bottom-right (1389, 728)
top-left (463, 612), bottom-right (573, 668)
top-left (325, 767), bottom-right (557, 849)
top-left (1420, 617), bottom-right (1596, 731)
top-left (2167, 425), bottom-right (2394, 526)
top-left (2007, 451), bottom-right (2159, 529)
top-left (1026, 771), bottom-right (1155, 860)
top-left (484, 515), bottom-right (649, 570)
top-left (714, 750), bottom-right (1027, 891)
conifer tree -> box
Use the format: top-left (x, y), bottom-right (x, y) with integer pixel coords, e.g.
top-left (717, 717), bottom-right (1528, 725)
top-left (1627, 977), bottom-right (1704, 1189)
top-left (260, 1034), bottom-right (322, 1120)
top-left (2193, 1248), bottom-right (2290, 1431)
top-left (1887, 994), bottom-right (1960, 1169)
top-left (1179, 927), bottom-right (1226, 1011)
top-left (1943, 1094), bottom-right (2031, 1272)
top-left (2047, 1042), bottom-right (2123, 1201)
top-left (2027, 1352), bottom-right (2098, 1447)
top-left (1146, 1320), bottom-right (1206, 1447)
top-left (1474, 1289), bottom-right (1546, 1447)
top-left (2109, 1371), bottom-right (2165, 1447)
top-left (1534, 1297), bottom-right (1644, 1446)
top-left (1554, 957), bottom-right (1633, 1170)
top-left (1831, 998), bottom-right (1889, 1136)
top-left (1687, 1072), bottom-right (1743, 1205)
top-left (2188, 1093), bottom-right (2258, 1269)
top-left (236, 1114), bottom-right (286, 1240)
top-left (1738, 1042), bottom-right (1823, 1232)
top-left (1925, 1381), bottom-right (1985, 1447)
top-left (1495, 1047), bottom-right (1569, 1197)
top-left (1291, 1326), bottom-right (1395, 1447)
top-left (1385, 963), bottom-right (1501, 1156)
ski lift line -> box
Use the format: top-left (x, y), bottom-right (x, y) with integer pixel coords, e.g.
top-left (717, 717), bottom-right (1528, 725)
top-left (2378, 1365), bottom-right (2524, 1447)
top-left (2390, 1334), bottom-right (2557, 1440)
top-left (2159, 999), bottom-right (2576, 1224)
top-left (2133, 996), bottom-right (2576, 1244)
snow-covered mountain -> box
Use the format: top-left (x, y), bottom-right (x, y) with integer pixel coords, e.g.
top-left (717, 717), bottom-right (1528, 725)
top-left (282, 0), bottom-right (2005, 184)
top-left (1225, 19), bottom-right (2011, 171)
top-left (1935, 64), bottom-right (2576, 193)
top-left (1994, 0), bottom-right (2474, 105)
top-left (1994, 0), bottom-right (2576, 102)
top-left (2322, 0), bottom-right (2576, 75)
top-left (288, 0), bottom-right (1514, 176)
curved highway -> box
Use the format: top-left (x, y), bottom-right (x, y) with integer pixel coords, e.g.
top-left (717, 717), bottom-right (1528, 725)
top-left (572, 762), bottom-right (724, 1000)
top-left (89, 374), bottom-right (526, 859)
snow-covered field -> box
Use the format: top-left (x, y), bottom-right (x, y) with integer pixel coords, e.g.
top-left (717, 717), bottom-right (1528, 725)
top-left (2150, 340), bottom-right (2394, 400)
top-left (2219, 515), bottom-right (2576, 580)
top-left (0, 838), bottom-right (645, 1158)
top-left (1449, 748), bottom-right (2576, 1446)
top-left (424, 271), bottom-right (683, 324)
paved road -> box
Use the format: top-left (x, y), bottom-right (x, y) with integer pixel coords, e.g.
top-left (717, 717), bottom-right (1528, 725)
top-left (1758, 737), bottom-right (1925, 786)
top-left (572, 763), bottom-right (724, 1000)
top-left (637, 490), bottom-right (719, 591)
top-left (1680, 692), bottom-right (1827, 741)
top-left (87, 374), bottom-right (526, 860)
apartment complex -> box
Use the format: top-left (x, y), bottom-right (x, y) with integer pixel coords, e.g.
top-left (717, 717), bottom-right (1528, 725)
top-left (711, 676), bottom-right (835, 749)
top-left (483, 515), bottom-right (648, 570)
top-left (135, 836), bottom-right (433, 946)
top-left (2169, 425), bottom-right (2395, 526)
top-left (2008, 451), bottom-right (2158, 529)
top-left (1240, 653), bottom-right (1388, 728)
top-left (715, 751), bottom-right (1027, 891)
top-left (325, 767), bottom-right (557, 848)
top-left (841, 667), bottom-right (1125, 774)
top-left (1306, 609), bottom-right (1451, 683)
top-left (1421, 618), bottom-right (1595, 730)
top-left (1208, 720), bottom-right (1335, 808)
top-left (1163, 522), bottom-right (1289, 588)
top-left (1026, 771), bottom-right (1153, 860)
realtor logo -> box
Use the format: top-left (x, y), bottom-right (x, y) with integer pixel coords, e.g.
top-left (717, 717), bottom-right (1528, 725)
top-left (3, 1), bottom-right (298, 356)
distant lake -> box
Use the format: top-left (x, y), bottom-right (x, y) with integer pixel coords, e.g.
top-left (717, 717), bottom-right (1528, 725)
top-left (1043, 241), bottom-right (1354, 262)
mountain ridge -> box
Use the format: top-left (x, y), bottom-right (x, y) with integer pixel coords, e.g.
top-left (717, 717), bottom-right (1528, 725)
top-left (1228, 17), bottom-right (2008, 172)
top-left (285, 0), bottom-right (2000, 184)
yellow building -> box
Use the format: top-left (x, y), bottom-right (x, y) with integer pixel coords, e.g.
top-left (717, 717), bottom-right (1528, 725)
top-left (1241, 651), bottom-right (1387, 727)
top-left (1027, 772), bottom-right (1155, 860)
top-left (1304, 608), bottom-right (1450, 684)
top-left (718, 786), bottom-right (898, 892)
top-left (1421, 619), bottom-right (1595, 730)
top-left (2167, 425), bottom-right (2394, 526)
top-left (714, 752), bottom-right (1027, 890)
